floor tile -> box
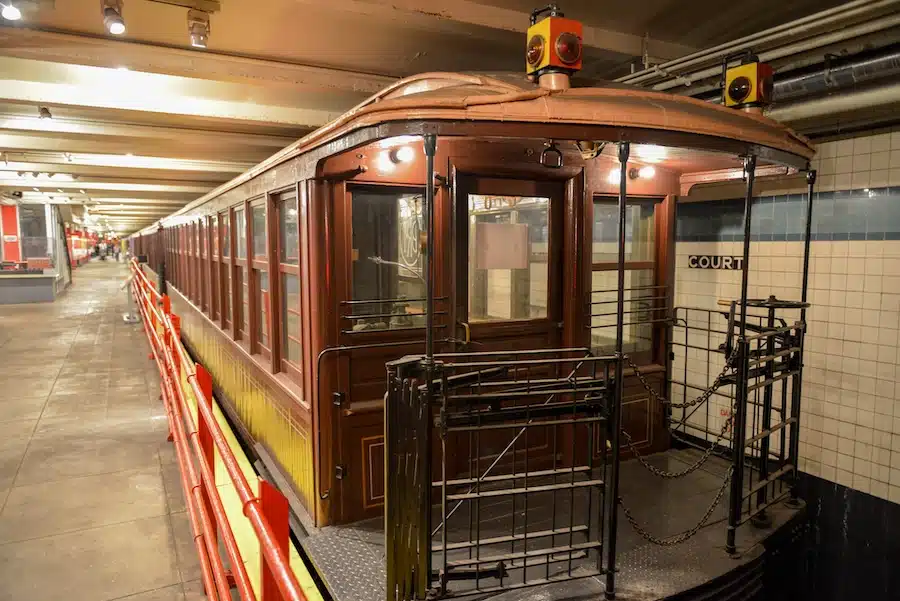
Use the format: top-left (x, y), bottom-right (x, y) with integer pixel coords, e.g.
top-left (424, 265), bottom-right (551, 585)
top-left (0, 466), bottom-right (168, 543)
top-left (0, 515), bottom-right (180, 601)
top-left (111, 584), bottom-right (185, 601)
top-left (14, 436), bottom-right (163, 486)
top-left (169, 511), bottom-right (202, 583)
top-left (0, 396), bottom-right (47, 423)
top-left (0, 445), bottom-right (28, 490)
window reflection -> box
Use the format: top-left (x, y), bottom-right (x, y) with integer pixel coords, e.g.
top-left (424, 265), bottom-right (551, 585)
top-left (350, 187), bottom-right (426, 331)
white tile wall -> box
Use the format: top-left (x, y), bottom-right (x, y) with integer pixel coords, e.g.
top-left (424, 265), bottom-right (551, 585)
top-left (675, 129), bottom-right (900, 506)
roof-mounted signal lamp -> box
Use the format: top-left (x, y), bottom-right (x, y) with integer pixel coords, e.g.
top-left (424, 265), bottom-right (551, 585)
top-left (526, 4), bottom-right (583, 90)
top-left (722, 50), bottom-right (773, 113)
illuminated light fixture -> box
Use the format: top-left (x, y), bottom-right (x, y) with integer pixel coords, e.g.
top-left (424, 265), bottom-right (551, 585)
top-left (187, 9), bottom-right (210, 49)
top-left (390, 146), bottom-right (415, 164)
top-left (1, 2), bottom-right (21, 21)
top-left (607, 168), bottom-right (620, 185)
top-left (38, 106), bottom-right (52, 119)
top-left (102, 0), bottom-right (126, 35)
top-left (117, 66), bottom-right (129, 71)
top-left (635, 144), bottom-right (667, 163)
top-left (639, 166), bottom-right (656, 179)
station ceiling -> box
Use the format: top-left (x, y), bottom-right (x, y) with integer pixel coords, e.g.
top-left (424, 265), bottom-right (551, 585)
top-left (0, 0), bottom-right (860, 233)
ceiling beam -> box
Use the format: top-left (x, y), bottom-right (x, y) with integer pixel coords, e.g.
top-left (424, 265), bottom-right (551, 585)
top-left (0, 160), bottom-right (238, 182)
top-left (291, 0), bottom-right (697, 61)
top-left (1, 152), bottom-right (252, 173)
top-left (0, 131), bottom-right (278, 162)
top-left (0, 28), bottom-right (395, 96)
top-left (0, 176), bottom-right (216, 191)
top-left (0, 56), bottom-right (344, 128)
top-left (0, 111), bottom-right (297, 149)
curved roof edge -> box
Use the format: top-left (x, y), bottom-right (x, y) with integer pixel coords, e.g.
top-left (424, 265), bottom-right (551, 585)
top-left (146, 72), bottom-right (814, 231)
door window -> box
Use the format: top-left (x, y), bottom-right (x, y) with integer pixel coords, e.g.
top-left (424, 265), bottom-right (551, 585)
top-left (467, 194), bottom-right (550, 322)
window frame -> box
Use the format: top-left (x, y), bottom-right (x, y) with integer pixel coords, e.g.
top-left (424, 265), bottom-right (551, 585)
top-left (234, 203), bottom-right (249, 342)
top-left (590, 194), bottom-right (664, 364)
top-left (274, 187), bottom-right (301, 378)
top-left (246, 196), bottom-right (270, 357)
top-left (219, 208), bottom-right (232, 331)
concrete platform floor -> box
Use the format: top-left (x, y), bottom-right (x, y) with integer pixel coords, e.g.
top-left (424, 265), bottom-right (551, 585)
top-left (0, 260), bottom-right (203, 601)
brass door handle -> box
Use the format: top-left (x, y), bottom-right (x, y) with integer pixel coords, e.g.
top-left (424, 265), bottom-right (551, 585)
top-left (458, 321), bottom-right (471, 344)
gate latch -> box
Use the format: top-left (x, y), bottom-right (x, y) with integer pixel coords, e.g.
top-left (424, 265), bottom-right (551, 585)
top-left (335, 465), bottom-right (346, 480)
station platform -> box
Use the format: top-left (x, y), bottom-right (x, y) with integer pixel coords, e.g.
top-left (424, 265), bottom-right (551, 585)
top-left (0, 260), bottom-right (205, 601)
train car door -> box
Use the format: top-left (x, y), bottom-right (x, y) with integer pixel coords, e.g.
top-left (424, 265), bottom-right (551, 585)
top-left (451, 175), bottom-right (566, 471)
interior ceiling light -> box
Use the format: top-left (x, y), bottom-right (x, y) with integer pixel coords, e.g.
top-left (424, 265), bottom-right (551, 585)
top-left (187, 9), bottom-right (210, 49)
top-left (1, 2), bottom-right (21, 21)
top-left (102, 0), bottom-right (126, 36)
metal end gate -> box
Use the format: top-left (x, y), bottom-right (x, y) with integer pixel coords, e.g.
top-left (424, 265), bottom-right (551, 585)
top-left (386, 348), bottom-right (618, 600)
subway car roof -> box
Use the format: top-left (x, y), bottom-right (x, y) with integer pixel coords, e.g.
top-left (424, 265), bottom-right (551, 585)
top-left (139, 72), bottom-right (815, 234)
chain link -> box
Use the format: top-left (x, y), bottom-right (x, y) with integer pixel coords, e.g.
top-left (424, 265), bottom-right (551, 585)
top-left (627, 348), bottom-right (738, 409)
top-left (619, 466), bottom-right (733, 546)
top-left (621, 410), bottom-right (733, 478)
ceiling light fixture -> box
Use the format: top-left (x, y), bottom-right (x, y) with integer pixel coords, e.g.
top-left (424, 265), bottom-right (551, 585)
top-left (1, 2), bottom-right (21, 21)
top-left (187, 9), bottom-right (210, 49)
top-left (102, 0), bottom-right (126, 35)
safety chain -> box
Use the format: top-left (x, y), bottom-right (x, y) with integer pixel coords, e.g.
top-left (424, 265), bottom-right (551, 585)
top-left (627, 348), bottom-right (739, 409)
top-left (621, 408), bottom-right (733, 479)
top-left (619, 465), bottom-right (734, 546)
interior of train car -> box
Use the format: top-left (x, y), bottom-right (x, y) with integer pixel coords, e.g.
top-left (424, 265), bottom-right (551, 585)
top-left (130, 11), bottom-right (817, 601)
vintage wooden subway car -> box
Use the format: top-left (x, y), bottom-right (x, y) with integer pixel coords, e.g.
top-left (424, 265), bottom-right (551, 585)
top-left (132, 71), bottom-right (814, 530)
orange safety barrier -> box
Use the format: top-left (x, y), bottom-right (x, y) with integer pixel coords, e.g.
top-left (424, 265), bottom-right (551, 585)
top-left (129, 259), bottom-right (307, 601)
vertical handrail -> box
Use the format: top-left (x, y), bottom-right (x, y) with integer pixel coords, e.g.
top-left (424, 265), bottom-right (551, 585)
top-left (605, 141), bottom-right (630, 600)
top-left (790, 169), bottom-right (816, 501)
top-left (726, 155), bottom-right (757, 554)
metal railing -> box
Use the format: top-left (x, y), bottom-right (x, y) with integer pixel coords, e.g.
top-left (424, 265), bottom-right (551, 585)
top-left (385, 348), bottom-right (618, 600)
top-left (129, 259), bottom-right (308, 601)
top-left (666, 300), bottom-right (806, 553)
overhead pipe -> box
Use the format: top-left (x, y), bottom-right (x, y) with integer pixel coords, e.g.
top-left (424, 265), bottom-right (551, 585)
top-left (767, 80), bottom-right (900, 123)
top-left (688, 44), bottom-right (900, 103)
top-left (616, 0), bottom-right (900, 87)
top-left (774, 46), bottom-right (900, 102)
top-left (650, 11), bottom-right (900, 93)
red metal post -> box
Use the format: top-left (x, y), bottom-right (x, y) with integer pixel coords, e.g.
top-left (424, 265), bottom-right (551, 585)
top-left (162, 294), bottom-right (172, 316)
top-left (170, 314), bottom-right (182, 378)
top-left (196, 363), bottom-right (217, 544)
top-left (260, 480), bottom-right (290, 601)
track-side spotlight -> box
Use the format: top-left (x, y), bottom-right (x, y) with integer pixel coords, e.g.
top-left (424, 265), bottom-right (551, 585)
top-left (1, 2), bottom-right (21, 21)
top-left (102, 0), bottom-right (125, 35)
top-left (187, 9), bottom-right (210, 49)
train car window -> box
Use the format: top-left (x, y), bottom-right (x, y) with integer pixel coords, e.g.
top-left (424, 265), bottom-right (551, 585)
top-left (350, 186), bottom-right (426, 331)
top-left (467, 194), bottom-right (550, 322)
top-left (220, 211), bottom-right (231, 329)
top-left (279, 196), bottom-right (299, 265)
top-left (590, 197), bottom-right (659, 357)
top-left (258, 270), bottom-right (270, 348)
top-left (199, 219), bottom-right (207, 312)
top-left (250, 201), bottom-right (269, 354)
top-left (235, 207), bottom-right (248, 338)
top-left (281, 273), bottom-right (301, 365)
top-left (277, 194), bottom-right (301, 373)
top-left (209, 215), bottom-right (218, 321)
top-left (252, 203), bottom-right (267, 260)
top-left (235, 208), bottom-right (246, 259)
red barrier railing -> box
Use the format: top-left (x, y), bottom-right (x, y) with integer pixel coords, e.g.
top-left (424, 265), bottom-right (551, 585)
top-left (130, 259), bottom-right (307, 601)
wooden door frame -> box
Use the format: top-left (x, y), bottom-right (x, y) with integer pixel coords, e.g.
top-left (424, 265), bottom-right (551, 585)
top-left (451, 171), bottom-right (571, 347)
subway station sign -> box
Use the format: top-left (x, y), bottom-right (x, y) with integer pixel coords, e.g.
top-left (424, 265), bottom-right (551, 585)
top-left (688, 255), bottom-right (744, 270)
